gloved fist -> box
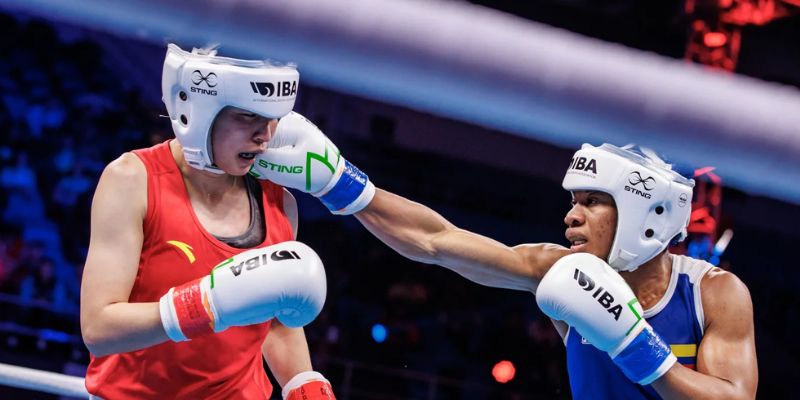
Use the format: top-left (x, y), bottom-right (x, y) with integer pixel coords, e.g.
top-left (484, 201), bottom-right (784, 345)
top-left (250, 112), bottom-right (375, 215)
top-left (159, 241), bottom-right (327, 342)
top-left (536, 253), bottom-right (676, 385)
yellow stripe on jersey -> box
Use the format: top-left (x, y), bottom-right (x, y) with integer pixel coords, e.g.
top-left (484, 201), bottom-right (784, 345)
top-left (670, 344), bottom-right (697, 358)
top-left (167, 240), bottom-right (196, 264)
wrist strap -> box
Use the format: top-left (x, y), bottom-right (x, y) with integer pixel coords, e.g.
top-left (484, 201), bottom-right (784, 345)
top-left (282, 371), bottom-right (334, 400)
top-left (318, 159), bottom-right (374, 214)
top-left (159, 277), bottom-right (215, 342)
top-left (612, 325), bottom-right (676, 385)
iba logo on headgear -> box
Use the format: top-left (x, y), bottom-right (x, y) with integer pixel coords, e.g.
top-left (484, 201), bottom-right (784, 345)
top-left (250, 81), bottom-right (298, 97)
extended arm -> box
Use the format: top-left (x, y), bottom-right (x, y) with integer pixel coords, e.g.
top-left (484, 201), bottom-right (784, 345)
top-left (355, 189), bottom-right (565, 292)
top-left (255, 112), bottom-right (568, 292)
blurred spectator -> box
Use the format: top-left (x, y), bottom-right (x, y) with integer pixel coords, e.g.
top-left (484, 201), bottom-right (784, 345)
top-left (0, 240), bottom-right (44, 294)
top-left (19, 256), bottom-right (60, 303)
top-left (54, 137), bottom-right (76, 174)
top-left (1, 151), bottom-right (37, 192)
top-left (2, 182), bottom-right (46, 228)
top-left (26, 96), bottom-right (67, 138)
top-left (52, 163), bottom-right (92, 210)
top-left (0, 237), bottom-right (16, 287)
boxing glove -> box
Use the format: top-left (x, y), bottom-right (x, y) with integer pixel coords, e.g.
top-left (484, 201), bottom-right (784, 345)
top-left (159, 241), bottom-right (327, 342)
top-left (536, 253), bottom-right (676, 385)
top-left (250, 112), bottom-right (375, 215)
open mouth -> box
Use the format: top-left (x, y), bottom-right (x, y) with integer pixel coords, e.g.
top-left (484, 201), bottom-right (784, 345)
top-left (570, 238), bottom-right (587, 246)
top-left (238, 152), bottom-right (258, 160)
top-left (569, 240), bottom-right (588, 252)
top-left (566, 233), bottom-right (588, 251)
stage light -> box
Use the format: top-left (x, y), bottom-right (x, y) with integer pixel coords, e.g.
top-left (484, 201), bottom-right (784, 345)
top-left (492, 360), bottom-right (516, 383)
top-left (703, 32), bottom-right (728, 47)
top-left (371, 324), bottom-right (387, 343)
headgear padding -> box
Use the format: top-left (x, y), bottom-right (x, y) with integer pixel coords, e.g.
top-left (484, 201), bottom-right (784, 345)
top-left (162, 44), bottom-right (299, 173)
top-left (562, 143), bottom-right (695, 272)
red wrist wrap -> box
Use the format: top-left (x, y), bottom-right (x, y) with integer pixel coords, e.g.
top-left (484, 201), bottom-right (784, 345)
top-left (171, 278), bottom-right (214, 339)
top-left (286, 380), bottom-right (335, 400)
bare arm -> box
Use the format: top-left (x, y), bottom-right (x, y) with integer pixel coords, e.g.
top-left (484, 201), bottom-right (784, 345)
top-left (262, 321), bottom-right (313, 387)
top-left (355, 189), bottom-right (568, 292)
top-left (652, 269), bottom-right (758, 399)
top-left (80, 153), bottom-right (169, 356)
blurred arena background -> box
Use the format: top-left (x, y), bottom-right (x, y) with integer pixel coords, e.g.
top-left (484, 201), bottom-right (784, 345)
top-left (0, 0), bottom-right (798, 398)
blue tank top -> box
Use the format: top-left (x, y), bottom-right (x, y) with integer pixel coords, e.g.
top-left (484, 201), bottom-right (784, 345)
top-left (565, 254), bottom-right (713, 400)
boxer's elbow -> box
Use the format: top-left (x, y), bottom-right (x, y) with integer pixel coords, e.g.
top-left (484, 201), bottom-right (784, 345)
top-left (81, 322), bottom-right (111, 357)
top-left (80, 307), bottom-right (123, 357)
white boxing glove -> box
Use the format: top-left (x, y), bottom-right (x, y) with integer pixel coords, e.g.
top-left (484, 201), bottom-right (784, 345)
top-left (536, 253), bottom-right (676, 385)
top-left (159, 241), bottom-right (327, 342)
top-left (250, 112), bottom-right (375, 215)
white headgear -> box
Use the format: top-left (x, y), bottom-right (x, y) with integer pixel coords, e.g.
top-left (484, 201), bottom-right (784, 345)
top-left (562, 143), bottom-right (695, 272)
top-left (162, 44), bottom-right (299, 173)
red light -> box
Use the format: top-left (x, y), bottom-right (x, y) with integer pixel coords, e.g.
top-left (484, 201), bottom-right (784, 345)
top-left (703, 32), bottom-right (728, 48)
top-left (492, 360), bottom-right (516, 383)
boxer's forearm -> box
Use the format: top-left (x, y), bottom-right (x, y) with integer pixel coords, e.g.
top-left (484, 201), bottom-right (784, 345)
top-left (263, 322), bottom-right (312, 387)
top-left (81, 301), bottom-right (168, 357)
top-left (357, 189), bottom-right (541, 292)
top-left (355, 188), bottom-right (454, 264)
top-left (652, 363), bottom-right (754, 400)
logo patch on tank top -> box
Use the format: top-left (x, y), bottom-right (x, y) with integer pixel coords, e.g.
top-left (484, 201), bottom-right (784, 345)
top-left (166, 240), bottom-right (196, 264)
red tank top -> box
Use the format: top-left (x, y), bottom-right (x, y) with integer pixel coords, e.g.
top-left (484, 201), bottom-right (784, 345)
top-left (85, 140), bottom-right (294, 399)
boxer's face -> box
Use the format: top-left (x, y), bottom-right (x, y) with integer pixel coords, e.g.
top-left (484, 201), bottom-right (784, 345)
top-left (564, 191), bottom-right (617, 261)
top-left (210, 106), bottom-right (278, 175)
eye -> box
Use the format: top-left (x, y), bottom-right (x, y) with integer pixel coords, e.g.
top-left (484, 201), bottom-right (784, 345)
top-left (587, 196), bottom-right (600, 205)
top-left (239, 112), bottom-right (258, 119)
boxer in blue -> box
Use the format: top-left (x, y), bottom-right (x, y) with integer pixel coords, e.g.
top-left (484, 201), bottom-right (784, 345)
top-left (253, 116), bottom-right (758, 399)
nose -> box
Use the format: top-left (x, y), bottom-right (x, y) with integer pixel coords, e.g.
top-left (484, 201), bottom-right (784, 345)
top-left (564, 204), bottom-right (585, 227)
top-left (253, 118), bottom-right (278, 144)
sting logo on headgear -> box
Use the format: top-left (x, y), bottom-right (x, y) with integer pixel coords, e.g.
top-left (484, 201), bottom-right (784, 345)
top-left (191, 70), bottom-right (218, 87)
top-left (573, 268), bottom-right (623, 321)
top-left (250, 81), bottom-right (298, 97)
top-left (624, 171), bottom-right (654, 199)
top-left (627, 172), bottom-right (655, 190)
top-left (190, 70), bottom-right (218, 96)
